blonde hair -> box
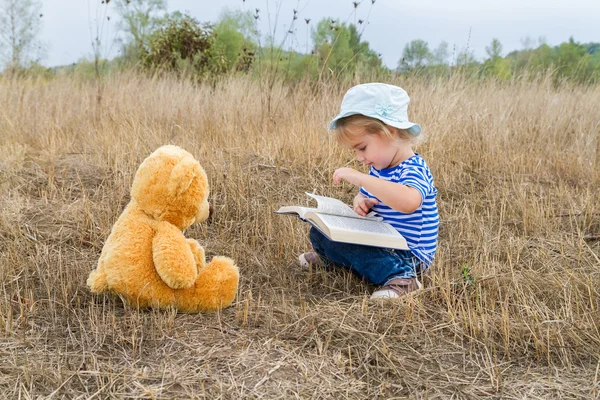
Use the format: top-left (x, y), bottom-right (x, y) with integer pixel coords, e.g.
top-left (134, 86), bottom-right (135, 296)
top-left (333, 114), bottom-right (425, 147)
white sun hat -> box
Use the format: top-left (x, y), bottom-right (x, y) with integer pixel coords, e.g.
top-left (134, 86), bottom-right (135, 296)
top-left (329, 82), bottom-right (421, 135)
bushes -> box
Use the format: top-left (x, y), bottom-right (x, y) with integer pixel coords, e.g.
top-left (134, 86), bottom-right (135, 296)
top-left (141, 14), bottom-right (223, 77)
top-left (140, 12), bottom-right (256, 78)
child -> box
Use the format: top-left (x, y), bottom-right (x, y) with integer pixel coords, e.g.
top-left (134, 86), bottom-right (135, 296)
top-left (299, 83), bottom-right (439, 299)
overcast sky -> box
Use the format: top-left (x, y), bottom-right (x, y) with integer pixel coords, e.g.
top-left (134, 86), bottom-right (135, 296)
top-left (38, 0), bottom-right (600, 69)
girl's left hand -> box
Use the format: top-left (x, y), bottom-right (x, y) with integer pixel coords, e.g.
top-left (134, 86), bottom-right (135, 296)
top-left (333, 167), bottom-right (365, 187)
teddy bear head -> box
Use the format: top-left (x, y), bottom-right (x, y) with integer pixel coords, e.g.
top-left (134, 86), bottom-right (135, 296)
top-left (130, 145), bottom-right (210, 229)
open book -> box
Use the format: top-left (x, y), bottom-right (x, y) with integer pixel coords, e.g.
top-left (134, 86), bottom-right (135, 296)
top-left (275, 193), bottom-right (409, 250)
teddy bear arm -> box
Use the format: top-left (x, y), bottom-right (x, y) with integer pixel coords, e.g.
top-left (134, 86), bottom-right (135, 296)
top-left (152, 222), bottom-right (198, 289)
top-left (186, 238), bottom-right (206, 271)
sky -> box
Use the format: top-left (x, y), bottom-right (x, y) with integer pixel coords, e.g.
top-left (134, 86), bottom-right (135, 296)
top-left (36, 0), bottom-right (600, 69)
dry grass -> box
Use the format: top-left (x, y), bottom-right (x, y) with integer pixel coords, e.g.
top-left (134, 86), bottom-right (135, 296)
top-left (0, 72), bottom-right (599, 399)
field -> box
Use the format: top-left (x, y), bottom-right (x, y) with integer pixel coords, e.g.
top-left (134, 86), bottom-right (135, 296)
top-left (1, 73), bottom-right (599, 399)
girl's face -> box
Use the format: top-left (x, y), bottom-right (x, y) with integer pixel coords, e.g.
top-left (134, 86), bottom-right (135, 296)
top-left (347, 133), bottom-right (407, 170)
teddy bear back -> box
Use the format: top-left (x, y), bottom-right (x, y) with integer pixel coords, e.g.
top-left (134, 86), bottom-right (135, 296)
top-left (130, 145), bottom-right (210, 230)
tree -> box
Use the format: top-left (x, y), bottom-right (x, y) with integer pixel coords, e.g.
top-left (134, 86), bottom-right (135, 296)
top-left (485, 38), bottom-right (503, 60)
top-left (505, 38), bottom-right (600, 84)
top-left (525, 42), bottom-right (554, 77)
top-left (347, 23), bottom-right (381, 71)
top-left (398, 40), bottom-right (430, 71)
top-left (431, 41), bottom-right (449, 65)
top-left (311, 18), bottom-right (381, 78)
top-left (554, 37), bottom-right (596, 84)
top-left (312, 19), bottom-right (354, 74)
top-left (114, 0), bottom-right (167, 59)
top-left (0, 0), bottom-right (43, 71)
top-left (212, 9), bottom-right (258, 71)
top-left (481, 38), bottom-right (511, 80)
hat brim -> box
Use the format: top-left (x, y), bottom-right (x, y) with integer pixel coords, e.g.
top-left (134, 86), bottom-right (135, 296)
top-left (329, 111), bottom-right (421, 136)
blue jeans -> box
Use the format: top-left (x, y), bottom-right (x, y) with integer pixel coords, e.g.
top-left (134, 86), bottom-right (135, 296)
top-left (309, 227), bottom-right (422, 286)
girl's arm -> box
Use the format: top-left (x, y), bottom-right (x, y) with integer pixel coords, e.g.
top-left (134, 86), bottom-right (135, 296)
top-left (360, 174), bottom-right (421, 213)
top-left (334, 168), bottom-right (422, 214)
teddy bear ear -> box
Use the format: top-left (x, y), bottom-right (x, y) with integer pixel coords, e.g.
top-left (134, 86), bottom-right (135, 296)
top-left (167, 156), bottom-right (198, 197)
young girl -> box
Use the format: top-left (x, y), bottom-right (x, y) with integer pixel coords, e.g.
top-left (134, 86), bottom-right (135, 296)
top-left (299, 83), bottom-right (439, 299)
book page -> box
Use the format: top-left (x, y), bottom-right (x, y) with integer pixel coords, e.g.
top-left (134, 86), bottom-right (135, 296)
top-left (306, 193), bottom-right (382, 221)
top-left (315, 213), bottom-right (399, 236)
top-left (274, 206), bottom-right (316, 219)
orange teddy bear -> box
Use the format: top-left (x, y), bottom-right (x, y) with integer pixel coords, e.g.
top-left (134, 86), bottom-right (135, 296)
top-left (87, 145), bottom-right (239, 312)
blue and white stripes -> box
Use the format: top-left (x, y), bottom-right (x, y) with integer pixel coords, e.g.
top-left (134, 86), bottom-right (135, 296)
top-left (360, 154), bottom-right (439, 266)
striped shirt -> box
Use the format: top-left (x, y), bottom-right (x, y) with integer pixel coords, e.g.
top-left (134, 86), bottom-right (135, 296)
top-left (360, 154), bottom-right (439, 265)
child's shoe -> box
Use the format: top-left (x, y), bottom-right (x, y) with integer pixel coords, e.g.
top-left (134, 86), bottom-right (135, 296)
top-left (298, 251), bottom-right (323, 268)
top-left (370, 277), bottom-right (422, 299)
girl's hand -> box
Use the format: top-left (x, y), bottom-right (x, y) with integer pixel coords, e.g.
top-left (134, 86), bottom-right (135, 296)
top-left (333, 167), bottom-right (365, 187)
top-left (353, 196), bottom-right (379, 216)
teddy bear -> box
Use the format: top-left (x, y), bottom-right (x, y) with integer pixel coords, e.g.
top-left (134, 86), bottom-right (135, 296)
top-left (87, 145), bottom-right (239, 312)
